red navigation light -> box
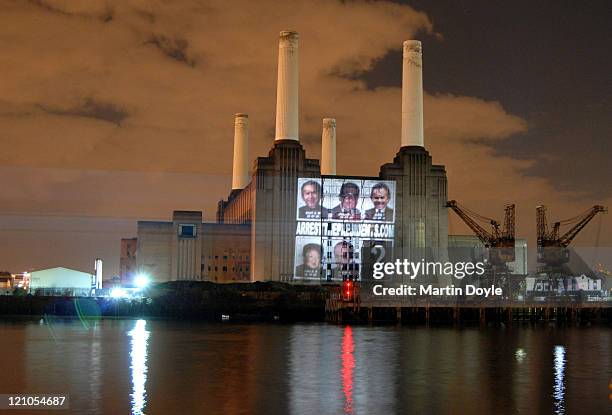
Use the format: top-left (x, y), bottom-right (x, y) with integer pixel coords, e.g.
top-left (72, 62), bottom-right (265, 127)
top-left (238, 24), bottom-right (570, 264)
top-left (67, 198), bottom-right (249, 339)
top-left (343, 280), bottom-right (353, 300)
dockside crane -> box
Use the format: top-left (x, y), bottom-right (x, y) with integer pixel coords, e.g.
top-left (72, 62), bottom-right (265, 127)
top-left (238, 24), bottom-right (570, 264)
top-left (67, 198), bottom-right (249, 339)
top-left (446, 201), bottom-right (516, 266)
top-left (536, 205), bottom-right (607, 270)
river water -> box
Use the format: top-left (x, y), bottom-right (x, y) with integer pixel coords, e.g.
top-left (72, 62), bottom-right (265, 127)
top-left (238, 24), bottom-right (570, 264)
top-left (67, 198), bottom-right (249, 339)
top-left (0, 319), bottom-right (610, 414)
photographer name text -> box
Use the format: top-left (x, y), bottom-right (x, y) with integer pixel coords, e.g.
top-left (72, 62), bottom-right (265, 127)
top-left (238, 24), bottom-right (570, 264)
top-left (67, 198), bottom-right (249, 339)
top-left (372, 284), bottom-right (502, 297)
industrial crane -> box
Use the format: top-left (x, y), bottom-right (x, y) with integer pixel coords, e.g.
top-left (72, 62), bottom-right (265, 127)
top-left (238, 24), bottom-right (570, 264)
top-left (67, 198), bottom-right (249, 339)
top-left (536, 205), bottom-right (607, 269)
top-left (446, 200), bottom-right (516, 266)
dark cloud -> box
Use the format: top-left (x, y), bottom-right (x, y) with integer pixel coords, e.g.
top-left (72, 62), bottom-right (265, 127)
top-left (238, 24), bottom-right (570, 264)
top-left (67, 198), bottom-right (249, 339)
top-left (29, 0), bottom-right (114, 22)
top-left (144, 35), bottom-right (196, 67)
top-left (28, 0), bottom-right (73, 16)
top-left (102, 10), bottom-right (113, 23)
top-left (38, 98), bottom-right (128, 126)
top-left (328, 56), bottom-right (375, 81)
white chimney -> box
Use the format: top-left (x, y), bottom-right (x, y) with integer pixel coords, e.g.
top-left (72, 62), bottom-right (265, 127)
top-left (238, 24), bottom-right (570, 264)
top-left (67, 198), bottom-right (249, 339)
top-left (321, 118), bottom-right (336, 175)
top-left (232, 113), bottom-right (249, 190)
top-left (401, 40), bottom-right (424, 147)
top-left (274, 31), bottom-right (299, 141)
top-left (94, 258), bottom-right (103, 290)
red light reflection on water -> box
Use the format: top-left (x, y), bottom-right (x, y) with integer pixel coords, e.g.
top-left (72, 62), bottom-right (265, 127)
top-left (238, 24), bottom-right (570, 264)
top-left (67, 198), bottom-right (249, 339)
top-left (342, 326), bottom-right (355, 414)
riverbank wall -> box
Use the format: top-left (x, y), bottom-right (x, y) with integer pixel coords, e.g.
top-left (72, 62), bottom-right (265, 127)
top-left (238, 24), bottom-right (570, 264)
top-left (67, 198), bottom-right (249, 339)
top-left (1, 281), bottom-right (610, 324)
top-left (0, 281), bottom-right (328, 322)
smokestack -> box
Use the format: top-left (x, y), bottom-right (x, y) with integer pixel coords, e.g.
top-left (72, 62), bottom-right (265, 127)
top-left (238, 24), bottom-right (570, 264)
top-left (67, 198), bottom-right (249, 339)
top-left (94, 258), bottom-right (102, 290)
top-left (232, 113), bottom-right (249, 190)
top-left (275, 31), bottom-right (299, 141)
top-left (401, 40), bottom-right (424, 147)
top-left (321, 118), bottom-right (336, 175)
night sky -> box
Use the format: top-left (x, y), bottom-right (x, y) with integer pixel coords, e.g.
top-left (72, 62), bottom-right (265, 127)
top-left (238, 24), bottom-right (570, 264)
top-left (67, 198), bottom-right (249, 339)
top-left (0, 0), bottom-right (609, 277)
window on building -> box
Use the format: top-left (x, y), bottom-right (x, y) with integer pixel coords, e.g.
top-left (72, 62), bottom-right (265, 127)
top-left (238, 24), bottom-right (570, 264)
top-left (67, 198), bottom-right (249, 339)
top-left (222, 266), bottom-right (227, 272)
top-left (215, 266), bottom-right (218, 271)
top-left (178, 224), bottom-right (196, 238)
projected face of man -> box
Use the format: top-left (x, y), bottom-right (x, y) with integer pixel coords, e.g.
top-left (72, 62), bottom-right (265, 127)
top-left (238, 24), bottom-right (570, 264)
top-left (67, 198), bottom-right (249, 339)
top-left (339, 187), bottom-right (358, 211)
top-left (302, 184), bottom-right (320, 209)
top-left (304, 247), bottom-right (321, 269)
top-left (371, 187), bottom-right (390, 211)
top-left (334, 243), bottom-right (351, 265)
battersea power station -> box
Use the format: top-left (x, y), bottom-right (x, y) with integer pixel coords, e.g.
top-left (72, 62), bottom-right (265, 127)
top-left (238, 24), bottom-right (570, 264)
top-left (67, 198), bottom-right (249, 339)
top-left (128, 31), bottom-right (450, 285)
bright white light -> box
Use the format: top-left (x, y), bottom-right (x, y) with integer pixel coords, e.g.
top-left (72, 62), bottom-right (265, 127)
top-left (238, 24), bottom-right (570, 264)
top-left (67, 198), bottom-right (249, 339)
top-left (553, 345), bottom-right (566, 414)
top-left (515, 348), bottom-right (527, 363)
top-left (135, 274), bottom-right (150, 289)
top-left (110, 287), bottom-right (128, 298)
top-left (129, 319), bottom-right (149, 415)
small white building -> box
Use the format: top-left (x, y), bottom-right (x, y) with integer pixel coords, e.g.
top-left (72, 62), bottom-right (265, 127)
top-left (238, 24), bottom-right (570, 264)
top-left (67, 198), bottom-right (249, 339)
top-left (572, 275), bottom-right (602, 291)
top-left (526, 274), bottom-right (602, 293)
top-left (29, 267), bottom-right (93, 296)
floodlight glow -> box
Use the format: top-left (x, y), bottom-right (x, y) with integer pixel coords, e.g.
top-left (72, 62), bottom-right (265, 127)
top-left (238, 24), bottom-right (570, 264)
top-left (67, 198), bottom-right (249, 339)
top-left (111, 287), bottom-right (128, 298)
top-left (135, 274), bottom-right (150, 289)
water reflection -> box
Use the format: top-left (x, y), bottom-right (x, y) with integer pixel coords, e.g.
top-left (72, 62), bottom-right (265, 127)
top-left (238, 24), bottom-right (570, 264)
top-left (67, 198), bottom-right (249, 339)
top-left (289, 325), bottom-right (343, 414)
top-left (128, 319), bottom-right (150, 415)
top-left (89, 323), bottom-right (102, 414)
top-left (515, 348), bottom-right (527, 363)
top-left (8, 322), bottom-right (610, 414)
top-left (553, 345), bottom-right (566, 414)
top-left (341, 326), bottom-right (354, 414)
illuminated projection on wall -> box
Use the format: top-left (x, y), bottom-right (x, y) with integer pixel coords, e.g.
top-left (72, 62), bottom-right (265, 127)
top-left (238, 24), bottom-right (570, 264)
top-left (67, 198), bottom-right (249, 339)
top-left (294, 177), bottom-right (396, 282)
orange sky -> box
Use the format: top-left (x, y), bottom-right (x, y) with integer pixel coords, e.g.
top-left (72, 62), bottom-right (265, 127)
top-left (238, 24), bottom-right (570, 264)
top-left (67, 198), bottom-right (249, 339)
top-left (0, 0), bottom-right (609, 276)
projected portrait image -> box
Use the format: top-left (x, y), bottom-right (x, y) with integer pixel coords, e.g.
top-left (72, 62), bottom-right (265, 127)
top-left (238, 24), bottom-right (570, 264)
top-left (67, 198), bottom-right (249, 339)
top-left (294, 237), bottom-right (323, 280)
top-left (322, 181), bottom-right (366, 221)
top-left (363, 181), bottom-right (395, 222)
top-left (295, 177), bottom-right (396, 284)
top-left (296, 178), bottom-right (328, 220)
top-left (322, 238), bottom-right (362, 281)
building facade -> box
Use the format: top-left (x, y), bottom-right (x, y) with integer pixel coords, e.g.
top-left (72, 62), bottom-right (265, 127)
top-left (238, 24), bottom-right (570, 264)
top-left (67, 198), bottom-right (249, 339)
top-left (132, 34), bottom-right (452, 284)
top-left (120, 238), bottom-right (138, 285)
top-left (29, 267), bottom-right (93, 296)
top-left (135, 211), bottom-right (250, 283)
